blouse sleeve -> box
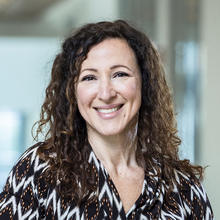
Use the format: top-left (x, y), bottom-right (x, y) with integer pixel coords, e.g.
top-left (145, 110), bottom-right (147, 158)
top-left (190, 180), bottom-right (213, 219)
top-left (0, 144), bottom-right (48, 220)
top-left (179, 172), bottom-right (214, 219)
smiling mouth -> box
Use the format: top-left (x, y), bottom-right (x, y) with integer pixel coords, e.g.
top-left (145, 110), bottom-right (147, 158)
top-left (95, 104), bottom-right (123, 113)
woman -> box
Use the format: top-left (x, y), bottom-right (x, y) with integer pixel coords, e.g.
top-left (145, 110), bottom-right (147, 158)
top-left (0, 20), bottom-right (213, 219)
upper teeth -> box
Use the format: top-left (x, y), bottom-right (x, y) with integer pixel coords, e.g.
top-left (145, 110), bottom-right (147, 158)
top-left (97, 107), bottom-right (118, 113)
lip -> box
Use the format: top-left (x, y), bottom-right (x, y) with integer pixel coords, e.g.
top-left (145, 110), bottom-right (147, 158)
top-left (94, 104), bottom-right (123, 109)
top-left (94, 104), bottom-right (123, 119)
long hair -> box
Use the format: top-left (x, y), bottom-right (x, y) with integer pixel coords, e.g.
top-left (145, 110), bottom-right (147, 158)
top-left (34, 20), bottom-right (203, 204)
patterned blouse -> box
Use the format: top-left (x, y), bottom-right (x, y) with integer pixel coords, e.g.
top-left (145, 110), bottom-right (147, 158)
top-left (0, 143), bottom-right (213, 220)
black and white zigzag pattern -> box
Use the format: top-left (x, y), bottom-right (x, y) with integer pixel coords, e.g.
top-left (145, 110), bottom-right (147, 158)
top-left (0, 144), bottom-right (213, 219)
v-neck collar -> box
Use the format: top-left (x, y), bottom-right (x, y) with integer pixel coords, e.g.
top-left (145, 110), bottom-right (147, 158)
top-left (88, 149), bottom-right (164, 219)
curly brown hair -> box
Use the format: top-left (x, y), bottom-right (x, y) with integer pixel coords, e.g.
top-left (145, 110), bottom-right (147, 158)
top-left (34, 20), bottom-right (203, 204)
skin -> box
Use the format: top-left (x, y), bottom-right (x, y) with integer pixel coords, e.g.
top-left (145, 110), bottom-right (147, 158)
top-left (76, 38), bottom-right (144, 213)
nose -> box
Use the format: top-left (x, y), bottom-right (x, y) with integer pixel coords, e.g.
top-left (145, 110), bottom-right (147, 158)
top-left (97, 78), bottom-right (116, 101)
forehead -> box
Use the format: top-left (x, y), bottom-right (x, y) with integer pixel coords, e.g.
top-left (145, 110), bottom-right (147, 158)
top-left (81, 38), bottom-right (138, 69)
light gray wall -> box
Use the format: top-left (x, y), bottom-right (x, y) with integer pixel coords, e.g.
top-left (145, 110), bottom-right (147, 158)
top-left (0, 0), bottom-right (119, 37)
top-left (200, 0), bottom-right (220, 218)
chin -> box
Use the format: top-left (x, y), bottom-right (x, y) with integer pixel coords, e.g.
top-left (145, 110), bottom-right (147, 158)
top-left (98, 130), bottom-right (122, 137)
top-left (94, 125), bottom-right (126, 137)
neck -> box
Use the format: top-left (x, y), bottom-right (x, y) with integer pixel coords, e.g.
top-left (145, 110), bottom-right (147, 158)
top-left (87, 125), bottom-right (138, 175)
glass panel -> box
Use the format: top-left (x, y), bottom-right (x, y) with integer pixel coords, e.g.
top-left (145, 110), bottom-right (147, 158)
top-left (0, 110), bottom-right (25, 189)
top-left (175, 42), bottom-right (200, 162)
top-left (170, 0), bottom-right (200, 162)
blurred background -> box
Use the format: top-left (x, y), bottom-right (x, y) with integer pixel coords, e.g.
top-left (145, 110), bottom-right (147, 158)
top-left (0, 0), bottom-right (219, 218)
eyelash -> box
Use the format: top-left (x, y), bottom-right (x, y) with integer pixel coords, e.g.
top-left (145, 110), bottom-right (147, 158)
top-left (81, 72), bottom-right (129, 81)
top-left (81, 75), bottom-right (96, 81)
top-left (113, 72), bottom-right (129, 78)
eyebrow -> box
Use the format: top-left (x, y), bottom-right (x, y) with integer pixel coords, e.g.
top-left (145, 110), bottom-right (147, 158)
top-left (81, 68), bottom-right (97, 73)
top-left (81, 64), bottom-right (132, 73)
top-left (110, 64), bottom-right (132, 71)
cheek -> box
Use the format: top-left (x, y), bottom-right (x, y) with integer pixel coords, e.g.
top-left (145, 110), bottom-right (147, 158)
top-left (76, 85), bottom-right (97, 108)
top-left (123, 80), bottom-right (142, 115)
top-left (120, 79), bottom-right (141, 101)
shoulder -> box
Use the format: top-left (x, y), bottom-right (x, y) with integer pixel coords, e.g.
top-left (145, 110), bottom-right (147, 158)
top-left (174, 170), bottom-right (205, 197)
top-left (174, 170), bottom-right (213, 219)
top-left (8, 142), bottom-right (48, 182)
top-left (1, 142), bottom-right (49, 194)
top-left (0, 142), bottom-right (50, 219)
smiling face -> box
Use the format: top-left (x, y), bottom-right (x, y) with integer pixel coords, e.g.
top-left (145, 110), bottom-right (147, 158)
top-left (75, 38), bottom-right (142, 138)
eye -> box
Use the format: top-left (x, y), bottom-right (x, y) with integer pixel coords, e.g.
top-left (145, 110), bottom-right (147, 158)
top-left (81, 75), bottom-right (96, 81)
top-left (113, 71), bottom-right (129, 78)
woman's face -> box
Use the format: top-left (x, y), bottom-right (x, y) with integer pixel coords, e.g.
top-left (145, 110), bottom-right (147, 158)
top-left (76, 38), bottom-right (142, 137)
